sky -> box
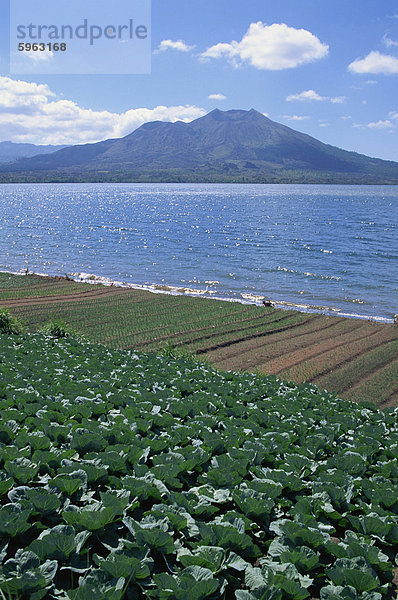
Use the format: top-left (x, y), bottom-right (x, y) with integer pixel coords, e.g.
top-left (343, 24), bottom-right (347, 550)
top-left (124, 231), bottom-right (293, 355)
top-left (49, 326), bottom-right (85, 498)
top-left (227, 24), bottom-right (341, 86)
top-left (0, 0), bottom-right (398, 161)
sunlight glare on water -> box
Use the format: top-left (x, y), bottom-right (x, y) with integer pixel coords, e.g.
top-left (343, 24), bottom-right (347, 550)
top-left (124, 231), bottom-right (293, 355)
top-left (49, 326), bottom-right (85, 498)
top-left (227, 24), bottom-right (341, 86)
top-left (0, 183), bottom-right (396, 320)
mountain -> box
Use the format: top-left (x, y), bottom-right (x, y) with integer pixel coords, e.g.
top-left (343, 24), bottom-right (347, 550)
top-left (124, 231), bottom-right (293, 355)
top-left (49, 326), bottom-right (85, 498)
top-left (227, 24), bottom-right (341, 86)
top-left (0, 141), bottom-right (68, 164)
top-left (1, 109), bottom-right (398, 183)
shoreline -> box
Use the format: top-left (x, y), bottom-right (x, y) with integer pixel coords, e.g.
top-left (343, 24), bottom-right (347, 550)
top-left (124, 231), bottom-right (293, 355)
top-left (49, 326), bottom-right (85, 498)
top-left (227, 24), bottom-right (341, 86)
top-left (1, 268), bottom-right (394, 325)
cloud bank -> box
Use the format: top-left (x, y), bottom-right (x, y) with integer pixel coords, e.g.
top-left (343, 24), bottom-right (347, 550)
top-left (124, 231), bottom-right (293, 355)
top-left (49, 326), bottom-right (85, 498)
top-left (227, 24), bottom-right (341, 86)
top-left (0, 77), bottom-right (206, 145)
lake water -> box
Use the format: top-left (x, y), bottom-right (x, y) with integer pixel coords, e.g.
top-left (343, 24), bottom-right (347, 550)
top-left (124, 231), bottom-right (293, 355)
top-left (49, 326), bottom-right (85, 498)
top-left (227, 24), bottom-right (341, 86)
top-left (0, 183), bottom-right (397, 322)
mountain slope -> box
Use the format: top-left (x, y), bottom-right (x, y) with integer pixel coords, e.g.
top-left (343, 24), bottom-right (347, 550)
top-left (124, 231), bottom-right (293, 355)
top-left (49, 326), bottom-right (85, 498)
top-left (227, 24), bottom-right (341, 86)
top-left (0, 141), bottom-right (68, 164)
top-left (2, 109), bottom-right (398, 183)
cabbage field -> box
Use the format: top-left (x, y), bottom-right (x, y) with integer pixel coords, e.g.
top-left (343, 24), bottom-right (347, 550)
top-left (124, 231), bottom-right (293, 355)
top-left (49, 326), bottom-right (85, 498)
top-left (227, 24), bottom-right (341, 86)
top-left (0, 332), bottom-right (397, 599)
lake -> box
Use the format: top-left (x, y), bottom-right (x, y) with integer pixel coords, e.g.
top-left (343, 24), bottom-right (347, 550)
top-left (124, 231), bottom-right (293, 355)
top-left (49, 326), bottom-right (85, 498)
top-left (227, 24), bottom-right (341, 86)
top-left (0, 183), bottom-right (397, 321)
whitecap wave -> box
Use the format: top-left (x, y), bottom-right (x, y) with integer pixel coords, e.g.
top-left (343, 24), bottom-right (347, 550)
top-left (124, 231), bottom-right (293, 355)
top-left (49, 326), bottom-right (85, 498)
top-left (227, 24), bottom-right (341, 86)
top-left (0, 269), bottom-right (393, 324)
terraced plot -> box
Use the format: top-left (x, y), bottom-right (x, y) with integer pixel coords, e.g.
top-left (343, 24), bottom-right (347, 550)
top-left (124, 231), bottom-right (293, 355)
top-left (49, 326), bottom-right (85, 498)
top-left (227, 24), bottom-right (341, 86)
top-left (0, 272), bottom-right (397, 407)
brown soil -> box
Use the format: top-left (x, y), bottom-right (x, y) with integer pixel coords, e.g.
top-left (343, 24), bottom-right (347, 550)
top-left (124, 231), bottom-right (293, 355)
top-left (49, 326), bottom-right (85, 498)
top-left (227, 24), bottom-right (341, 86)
top-left (194, 314), bottom-right (317, 355)
top-left (203, 316), bottom-right (355, 367)
top-left (255, 322), bottom-right (385, 375)
top-left (393, 568), bottom-right (398, 595)
top-left (285, 330), bottom-right (396, 381)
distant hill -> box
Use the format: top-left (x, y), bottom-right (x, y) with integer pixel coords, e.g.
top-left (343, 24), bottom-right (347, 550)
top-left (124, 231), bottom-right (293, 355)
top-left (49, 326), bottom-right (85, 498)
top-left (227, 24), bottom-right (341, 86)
top-left (1, 109), bottom-right (398, 183)
top-left (0, 141), bottom-right (68, 164)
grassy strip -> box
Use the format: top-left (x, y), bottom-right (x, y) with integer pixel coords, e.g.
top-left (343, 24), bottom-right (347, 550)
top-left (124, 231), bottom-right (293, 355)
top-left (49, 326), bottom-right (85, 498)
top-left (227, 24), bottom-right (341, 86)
top-left (314, 339), bottom-right (398, 392)
top-left (132, 311), bottom-right (302, 353)
top-left (4, 284), bottom-right (301, 352)
top-left (318, 343), bottom-right (398, 398)
top-left (280, 332), bottom-right (398, 384)
top-left (100, 306), bottom-right (280, 347)
top-left (316, 340), bottom-right (398, 394)
top-left (0, 273), bottom-right (92, 299)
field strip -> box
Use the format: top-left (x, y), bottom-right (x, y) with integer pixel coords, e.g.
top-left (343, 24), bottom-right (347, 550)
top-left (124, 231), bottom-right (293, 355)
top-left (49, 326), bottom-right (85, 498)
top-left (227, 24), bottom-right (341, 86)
top-left (0, 286), bottom-right (134, 306)
top-left (101, 308), bottom-right (282, 344)
top-left (343, 358), bottom-right (398, 407)
top-left (121, 309), bottom-right (295, 349)
top-left (0, 281), bottom-right (72, 297)
top-left (174, 314), bottom-right (310, 352)
top-left (101, 308), bottom-right (278, 344)
top-left (207, 316), bottom-right (360, 369)
top-left (193, 314), bottom-right (317, 355)
top-left (326, 348), bottom-right (398, 394)
top-left (313, 339), bottom-right (398, 392)
top-left (382, 389), bottom-right (398, 407)
top-left (280, 334), bottom-right (398, 385)
top-left (265, 325), bottom-right (392, 375)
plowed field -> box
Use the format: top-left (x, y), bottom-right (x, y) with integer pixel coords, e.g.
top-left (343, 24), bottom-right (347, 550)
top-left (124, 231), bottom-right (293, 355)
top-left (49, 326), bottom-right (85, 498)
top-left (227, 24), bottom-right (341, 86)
top-left (1, 272), bottom-right (397, 407)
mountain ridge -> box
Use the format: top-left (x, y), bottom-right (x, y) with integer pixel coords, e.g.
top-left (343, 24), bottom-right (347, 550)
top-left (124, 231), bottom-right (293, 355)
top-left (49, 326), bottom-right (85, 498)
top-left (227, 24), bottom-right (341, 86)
top-left (0, 141), bottom-right (69, 164)
top-left (1, 109), bottom-right (398, 184)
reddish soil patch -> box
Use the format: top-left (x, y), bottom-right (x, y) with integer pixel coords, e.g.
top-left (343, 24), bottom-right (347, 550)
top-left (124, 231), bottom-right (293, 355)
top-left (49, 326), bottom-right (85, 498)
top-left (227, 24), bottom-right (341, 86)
top-left (194, 314), bottom-right (317, 355)
top-left (205, 316), bottom-right (360, 369)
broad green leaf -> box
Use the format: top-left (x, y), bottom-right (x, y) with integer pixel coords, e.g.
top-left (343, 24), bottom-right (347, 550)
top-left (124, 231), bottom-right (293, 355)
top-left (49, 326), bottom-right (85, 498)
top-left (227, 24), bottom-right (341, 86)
top-left (0, 504), bottom-right (32, 537)
top-left (0, 473), bottom-right (14, 496)
top-left (94, 552), bottom-right (150, 580)
top-left (49, 473), bottom-right (86, 495)
top-left (280, 546), bottom-right (320, 572)
top-left (63, 505), bottom-right (116, 531)
top-left (4, 457), bottom-right (39, 484)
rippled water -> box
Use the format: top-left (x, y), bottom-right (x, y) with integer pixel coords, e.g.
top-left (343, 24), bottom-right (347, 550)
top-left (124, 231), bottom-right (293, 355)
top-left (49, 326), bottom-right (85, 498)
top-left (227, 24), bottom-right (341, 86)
top-left (0, 183), bottom-right (397, 320)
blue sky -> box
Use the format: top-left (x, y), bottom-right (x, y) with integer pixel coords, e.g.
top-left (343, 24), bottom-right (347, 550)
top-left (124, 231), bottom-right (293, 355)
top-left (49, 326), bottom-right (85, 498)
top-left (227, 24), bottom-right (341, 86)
top-left (1, 0), bottom-right (398, 160)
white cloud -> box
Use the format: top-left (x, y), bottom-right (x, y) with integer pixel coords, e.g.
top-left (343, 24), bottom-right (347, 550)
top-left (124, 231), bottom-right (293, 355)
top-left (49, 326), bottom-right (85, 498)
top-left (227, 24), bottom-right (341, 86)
top-left (282, 115), bottom-right (311, 121)
top-left (0, 76), bottom-right (206, 145)
top-left (383, 34), bottom-right (398, 48)
top-left (208, 93), bottom-right (226, 100)
top-left (367, 119), bottom-right (394, 129)
top-left (201, 22), bottom-right (328, 70)
top-left (287, 89), bottom-right (324, 101)
top-left (24, 50), bottom-right (54, 63)
top-left (352, 115), bottom-right (396, 130)
top-left (286, 89), bottom-right (346, 103)
top-left (155, 39), bottom-right (194, 53)
top-left (341, 116), bottom-right (352, 120)
top-left (330, 96), bottom-right (346, 104)
top-left (348, 51), bottom-right (398, 74)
